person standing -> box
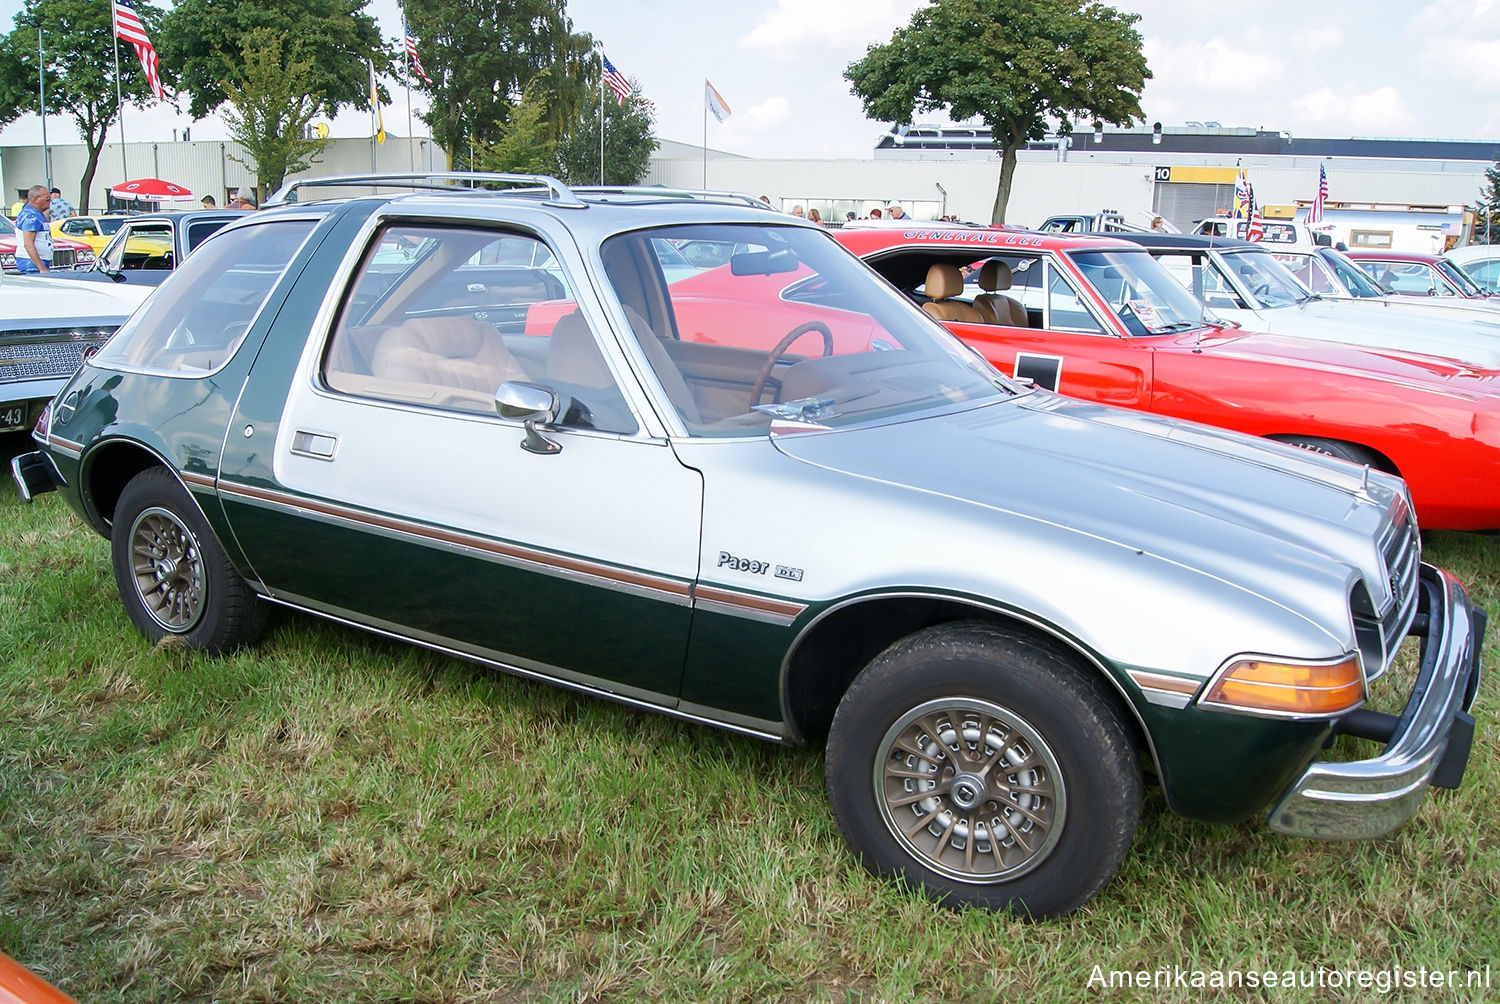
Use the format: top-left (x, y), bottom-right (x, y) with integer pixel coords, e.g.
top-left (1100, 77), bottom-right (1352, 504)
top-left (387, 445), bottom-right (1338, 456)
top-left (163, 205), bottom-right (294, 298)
top-left (47, 188), bottom-right (75, 220)
top-left (886, 201), bottom-right (909, 222)
top-left (201, 195), bottom-right (217, 209)
top-left (15, 185), bottom-right (55, 274)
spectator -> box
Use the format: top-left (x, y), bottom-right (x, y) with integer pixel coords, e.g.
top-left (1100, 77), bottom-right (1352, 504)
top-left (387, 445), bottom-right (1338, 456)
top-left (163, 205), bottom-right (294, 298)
top-left (9, 198), bottom-right (23, 219)
top-left (758, 194), bottom-right (772, 205)
top-left (886, 201), bottom-right (909, 222)
top-left (201, 195), bottom-right (217, 209)
top-left (869, 208), bottom-right (883, 219)
top-left (47, 188), bottom-right (75, 220)
top-left (1150, 215), bottom-right (1166, 231)
top-left (790, 204), bottom-right (805, 218)
top-left (845, 211), bottom-right (856, 222)
top-left (233, 194), bottom-right (256, 210)
top-left (807, 208), bottom-right (822, 224)
top-left (15, 184), bottom-right (55, 273)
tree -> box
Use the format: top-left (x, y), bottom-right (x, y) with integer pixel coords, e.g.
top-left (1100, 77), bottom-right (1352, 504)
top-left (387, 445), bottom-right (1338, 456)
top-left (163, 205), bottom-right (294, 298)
top-left (477, 79), bottom-right (556, 176)
top-left (555, 86), bottom-right (656, 187)
top-left (158, 0), bottom-right (384, 123)
top-left (220, 29), bottom-right (327, 199)
top-left (402, 0), bottom-right (594, 169)
top-left (845, 0), bottom-right (1150, 223)
top-left (1470, 157), bottom-right (1500, 245)
top-left (0, 0), bottom-right (169, 210)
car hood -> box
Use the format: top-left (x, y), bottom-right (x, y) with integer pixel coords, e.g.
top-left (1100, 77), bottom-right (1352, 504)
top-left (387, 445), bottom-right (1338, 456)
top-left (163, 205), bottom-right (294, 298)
top-left (0, 273), bottom-right (151, 328)
top-left (1222, 296), bottom-right (1500, 367)
top-left (770, 393), bottom-right (1399, 593)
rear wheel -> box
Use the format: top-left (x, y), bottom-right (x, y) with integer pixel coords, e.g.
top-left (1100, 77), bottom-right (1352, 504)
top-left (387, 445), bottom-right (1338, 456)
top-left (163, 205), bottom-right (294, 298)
top-left (111, 467), bottom-right (267, 653)
top-left (826, 622), bottom-right (1141, 918)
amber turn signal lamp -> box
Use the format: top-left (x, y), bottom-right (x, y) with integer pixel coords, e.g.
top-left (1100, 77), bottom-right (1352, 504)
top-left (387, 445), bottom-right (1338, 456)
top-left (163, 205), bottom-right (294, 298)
top-left (1203, 656), bottom-right (1364, 715)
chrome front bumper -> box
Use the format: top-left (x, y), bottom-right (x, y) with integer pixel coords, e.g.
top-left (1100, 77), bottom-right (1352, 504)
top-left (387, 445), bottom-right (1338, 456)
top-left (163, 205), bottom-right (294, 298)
top-left (1268, 564), bottom-right (1484, 839)
top-left (10, 450), bottom-right (59, 503)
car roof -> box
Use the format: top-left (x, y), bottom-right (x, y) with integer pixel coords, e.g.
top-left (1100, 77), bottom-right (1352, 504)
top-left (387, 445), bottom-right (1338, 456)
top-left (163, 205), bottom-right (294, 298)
top-left (1445, 245), bottom-right (1500, 264)
top-left (1343, 250), bottom-right (1442, 263)
top-left (109, 210), bottom-right (249, 225)
top-left (833, 224), bottom-right (1136, 257)
top-left (1106, 232), bottom-right (1259, 251)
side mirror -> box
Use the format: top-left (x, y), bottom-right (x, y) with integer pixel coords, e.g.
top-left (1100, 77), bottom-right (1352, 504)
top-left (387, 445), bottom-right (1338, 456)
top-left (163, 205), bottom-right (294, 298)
top-left (495, 381), bottom-right (562, 455)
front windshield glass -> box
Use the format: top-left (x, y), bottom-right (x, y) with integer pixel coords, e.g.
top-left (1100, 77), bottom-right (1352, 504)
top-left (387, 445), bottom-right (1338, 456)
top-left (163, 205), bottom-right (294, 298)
top-left (1323, 249), bottom-right (1386, 297)
top-left (1069, 250), bottom-right (1209, 335)
top-left (1219, 249), bottom-right (1310, 307)
top-left (599, 222), bottom-right (1013, 437)
top-left (98, 217), bottom-right (126, 235)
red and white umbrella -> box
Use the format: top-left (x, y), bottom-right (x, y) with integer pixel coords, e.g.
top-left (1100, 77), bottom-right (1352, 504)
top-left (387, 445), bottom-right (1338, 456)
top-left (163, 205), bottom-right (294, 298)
top-left (109, 178), bottom-right (195, 202)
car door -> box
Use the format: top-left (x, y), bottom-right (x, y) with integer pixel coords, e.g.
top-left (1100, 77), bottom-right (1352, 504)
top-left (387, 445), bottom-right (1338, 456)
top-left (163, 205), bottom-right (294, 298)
top-left (942, 252), bottom-right (1154, 407)
top-left (220, 221), bottom-right (703, 703)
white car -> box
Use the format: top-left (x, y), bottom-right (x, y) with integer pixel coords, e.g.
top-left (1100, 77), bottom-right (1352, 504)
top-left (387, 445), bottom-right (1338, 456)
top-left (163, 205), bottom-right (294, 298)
top-left (1445, 244), bottom-right (1500, 294)
top-left (0, 271), bottom-right (151, 434)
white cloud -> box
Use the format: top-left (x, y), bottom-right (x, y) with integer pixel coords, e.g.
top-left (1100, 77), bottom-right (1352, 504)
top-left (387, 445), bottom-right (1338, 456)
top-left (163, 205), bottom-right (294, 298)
top-left (739, 0), bottom-right (925, 59)
top-left (1292, 85), bottom-right (1418, 135)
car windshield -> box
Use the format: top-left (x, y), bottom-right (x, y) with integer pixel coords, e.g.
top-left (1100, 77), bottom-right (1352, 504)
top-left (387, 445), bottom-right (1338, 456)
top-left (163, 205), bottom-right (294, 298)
top-left (1436, 258), bottom-right (1485, 296)
top-left (599, 222), bottom-right (1015, 437)
top-left (1068, 249), bottom-right (1209, 335)
top-left (1323, 249), bottom-right (1387, 297)
top-left (1220, 249), bottom-right (1310, 307)
top-left (98, 217), bottom-right (126, 235)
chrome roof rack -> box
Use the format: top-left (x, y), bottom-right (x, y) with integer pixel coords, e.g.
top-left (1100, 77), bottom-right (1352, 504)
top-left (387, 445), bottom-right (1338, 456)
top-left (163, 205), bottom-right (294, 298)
top-left (263, 172), bottom-right (585, 209)
top-left (569, 186), bottom-right (777, 210)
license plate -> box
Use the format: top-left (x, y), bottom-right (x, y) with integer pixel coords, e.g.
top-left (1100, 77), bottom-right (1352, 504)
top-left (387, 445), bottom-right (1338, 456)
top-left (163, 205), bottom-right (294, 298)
top-left (0, 405), bottom-right (27, 432)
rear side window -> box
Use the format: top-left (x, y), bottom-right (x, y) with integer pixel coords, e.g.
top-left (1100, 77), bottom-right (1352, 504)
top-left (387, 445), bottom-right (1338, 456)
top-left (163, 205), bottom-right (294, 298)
top-left (92, 220), bottom-right (314, 375)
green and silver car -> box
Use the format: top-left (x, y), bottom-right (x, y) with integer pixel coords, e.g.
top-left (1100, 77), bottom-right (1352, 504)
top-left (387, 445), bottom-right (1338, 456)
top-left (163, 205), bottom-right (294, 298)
top-left (10, 174), bottom-right (1486, 918)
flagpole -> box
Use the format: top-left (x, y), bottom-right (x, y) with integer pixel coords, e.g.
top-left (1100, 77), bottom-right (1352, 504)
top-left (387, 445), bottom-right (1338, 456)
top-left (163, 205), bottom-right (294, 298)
top-left (702, 94), bottom-right (707, 190)
top-left (403, 23), bottom-right (414, 172)
top-left (112, 5), bottom-right (127, 188)
top-left (598, 50), bottom-right (604, 185)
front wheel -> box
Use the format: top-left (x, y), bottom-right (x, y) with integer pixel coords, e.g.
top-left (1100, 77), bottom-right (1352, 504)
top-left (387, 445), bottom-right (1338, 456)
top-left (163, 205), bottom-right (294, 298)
top-left (826, 623), bottom-right (1141, 918)
top-left (110, 467), bottom-right (267, 654)
top-left (1271, 436), bottom-right (1381, 469)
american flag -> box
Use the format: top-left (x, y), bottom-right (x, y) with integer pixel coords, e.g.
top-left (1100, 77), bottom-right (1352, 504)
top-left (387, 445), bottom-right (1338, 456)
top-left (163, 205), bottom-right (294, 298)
top-left (113, 0), bottom-right (164, 99)
top-left (404, 19), bottom-right (431, 85)
top-left (1245, 210), bottom-right (1265, 242)
top-left (602, 55), bottom-right (632, 105)
top-left (1307, 164), bottom-right (1328, 224)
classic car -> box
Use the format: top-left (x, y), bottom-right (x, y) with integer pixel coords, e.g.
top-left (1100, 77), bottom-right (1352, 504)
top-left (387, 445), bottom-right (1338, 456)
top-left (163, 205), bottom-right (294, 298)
top-left (1113, 233), bottom-right (1500, 366)
top-left (0, 213), bottom-right (95, 272)
top-left (0, 951), bottom-right (78, 1004)
top-left (1193, 217), bottom-right (1331, 249)
top-left (1444, 243), bottom-right (1500, 294)
top-left (12, 175), bottom-right (1484, 920)
top-left (50, 213), bottom-right (132, 254)
top-left (78, 209), bottom-right (246, 285)
top-left (0, 270), bottom-right (151, 434)
top-left (835, 226), bottom-right (1500, 530)
top-left (1260, 245), bottom-right (1500, 322)
top-left (1346, 249), bottom-right (1500, 310)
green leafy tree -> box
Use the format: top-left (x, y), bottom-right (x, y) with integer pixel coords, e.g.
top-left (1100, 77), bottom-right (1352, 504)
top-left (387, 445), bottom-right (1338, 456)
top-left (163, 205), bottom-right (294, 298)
top-left (220, 29), bottom-right (327, 199)
top-left (845, 0), bottom-right (1150, 223)
top-left (157, 0), bottom-right (384, 122)
top-left (0, 0), bottom-right (169, 210)
top-left (555, 85), bottom-right (657, 187)
top-left (477, 79), bottom-right (556, 176)
top-left (1470, 158), bottom-right (1500, 245)
top-left (402, 0), bottom-right (595, 169)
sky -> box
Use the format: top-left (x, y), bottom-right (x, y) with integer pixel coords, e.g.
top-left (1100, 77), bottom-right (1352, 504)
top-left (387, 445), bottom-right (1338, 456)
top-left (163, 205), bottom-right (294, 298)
top-left (1, 0), bottom-right (1497, 158)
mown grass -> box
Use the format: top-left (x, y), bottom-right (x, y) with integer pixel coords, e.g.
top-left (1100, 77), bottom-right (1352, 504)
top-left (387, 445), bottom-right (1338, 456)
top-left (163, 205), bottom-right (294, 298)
top-left (2, 434), bottom-right (1498, 1003)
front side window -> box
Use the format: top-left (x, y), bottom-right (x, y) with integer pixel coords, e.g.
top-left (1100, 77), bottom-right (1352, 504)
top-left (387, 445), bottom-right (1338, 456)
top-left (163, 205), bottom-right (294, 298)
top-left (1435, 259), bottom-right (1484, 296)
top-left (1323, 250), bottom-right (1386, 297)
top-left (92, 219), bottom-right (315, 375)
top-left (597, 223), bottom-right (1011, 437)
top-left (1044, 263), bottom-right (1105, 334)
top-left (324, 224), bottom-right (636, 434)
top-left (100, 223), bottom-right (173, 272)
top-left (1463, 258), bottom-right (1500, 292)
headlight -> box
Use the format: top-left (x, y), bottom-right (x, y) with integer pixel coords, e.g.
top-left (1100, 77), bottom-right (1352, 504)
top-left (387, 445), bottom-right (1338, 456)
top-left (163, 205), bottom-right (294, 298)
top-left (77, 248), bottom-right (95, 263)
top-left (1200, 655), bottom-right (1365, 716)
top-left (0, 252), bottom-right (14, 268)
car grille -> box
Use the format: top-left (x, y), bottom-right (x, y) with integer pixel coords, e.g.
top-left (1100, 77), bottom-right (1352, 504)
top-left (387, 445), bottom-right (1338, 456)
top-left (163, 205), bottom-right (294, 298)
top-left (52, 248), bottom-right (76, 269)
top-left (0, 327), bottom-right (118, 381)
top-left (1378, 498), bottom-right (1421, 657)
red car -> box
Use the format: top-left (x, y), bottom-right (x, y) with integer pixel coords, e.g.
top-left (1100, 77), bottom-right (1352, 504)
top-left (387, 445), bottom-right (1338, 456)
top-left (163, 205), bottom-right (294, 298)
top-left (0, 213), bottom-right (94, 272)
top-left (1346, 249), bottom-right (1500, 309)
top-left (834, 226), bottom-right (1500, 530)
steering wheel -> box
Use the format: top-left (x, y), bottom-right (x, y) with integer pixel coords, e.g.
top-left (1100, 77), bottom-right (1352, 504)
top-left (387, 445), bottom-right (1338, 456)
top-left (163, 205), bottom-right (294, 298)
top-left (1252, 282), bottom-right (1273, 299)
top-left (748, 321), bottom-right (834, 408)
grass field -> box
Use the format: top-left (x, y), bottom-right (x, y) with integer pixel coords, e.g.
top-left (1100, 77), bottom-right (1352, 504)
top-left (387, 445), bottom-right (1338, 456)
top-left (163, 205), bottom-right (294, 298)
top-left (2, 435), bottom-right (1498, 1003)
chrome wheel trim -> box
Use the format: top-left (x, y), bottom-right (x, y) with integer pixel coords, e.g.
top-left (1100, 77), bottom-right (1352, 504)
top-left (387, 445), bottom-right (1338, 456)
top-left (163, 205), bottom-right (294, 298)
top-left (875, 696), bottom-right (1067, 884)
top-left (127, 506), bottom-right (206, 633)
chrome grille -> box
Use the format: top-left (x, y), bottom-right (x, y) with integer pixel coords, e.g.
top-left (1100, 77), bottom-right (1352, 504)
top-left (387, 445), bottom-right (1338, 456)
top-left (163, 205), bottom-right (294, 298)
top-left (0, 328), bottom-right (117, 381)
top-left (1378, 498), bottom-right (1421, 658)
top-left (52, 248), bottom-right (76, 269)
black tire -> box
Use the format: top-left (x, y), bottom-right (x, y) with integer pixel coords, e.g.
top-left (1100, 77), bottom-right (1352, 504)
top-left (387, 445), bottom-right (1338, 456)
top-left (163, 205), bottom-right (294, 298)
top-left (826, 622), bottom-right (1141, 919)
top-left (1273, 436), bottom-right (1380, 468)
top-left (110, 466), bottom-right (268, 654)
